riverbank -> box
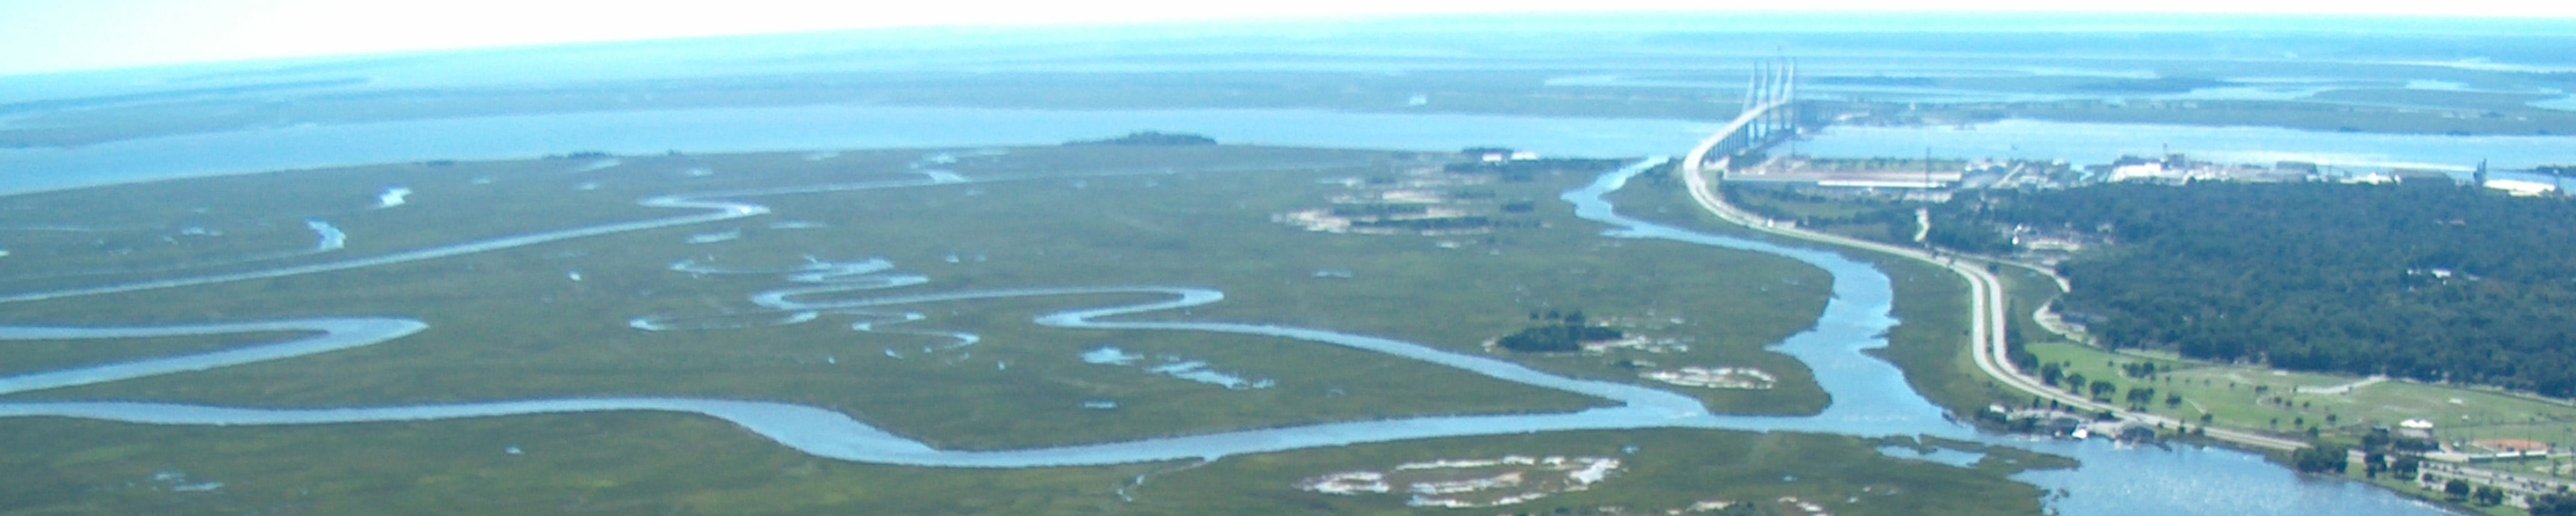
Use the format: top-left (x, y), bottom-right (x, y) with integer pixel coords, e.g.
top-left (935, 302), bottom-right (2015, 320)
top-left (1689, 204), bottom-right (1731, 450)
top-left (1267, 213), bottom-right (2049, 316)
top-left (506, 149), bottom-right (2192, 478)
top-left (1677, 144), bottom-right (2311, 453)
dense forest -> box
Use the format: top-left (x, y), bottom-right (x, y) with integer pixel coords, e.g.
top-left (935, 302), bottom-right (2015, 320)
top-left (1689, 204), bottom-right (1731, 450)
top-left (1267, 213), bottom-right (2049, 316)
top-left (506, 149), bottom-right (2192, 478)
top-left (1936, 181), bottom-right (2576, 396)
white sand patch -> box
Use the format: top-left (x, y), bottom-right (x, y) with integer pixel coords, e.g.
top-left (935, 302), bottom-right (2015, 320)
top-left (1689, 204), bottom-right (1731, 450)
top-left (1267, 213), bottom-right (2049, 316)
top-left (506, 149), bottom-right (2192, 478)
top-left (375, 187), bottom-right (411, 208)
top-left (1299, 455), bottom-right (1619, 508)
top-left (1642, 366), bottom-right (1777, 390)
top-left (1151, 360), bottom-right (1272, 390)
top-left (686, 229), bottom-right (742, 244)
top-left (1081, 346), bottom-right (1142, 365)
top-left (1778, 496), bottom-right (1832, 516)
top-left (1299, 471), bottom-right (1391, 494)
top-left (1584, 335), bottom-right (1689, 354)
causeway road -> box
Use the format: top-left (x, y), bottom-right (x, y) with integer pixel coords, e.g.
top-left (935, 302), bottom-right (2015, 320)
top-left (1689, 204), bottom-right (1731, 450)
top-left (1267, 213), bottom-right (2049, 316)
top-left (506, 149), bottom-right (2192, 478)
top-left (1676, 136), bottom-right (2308, 452)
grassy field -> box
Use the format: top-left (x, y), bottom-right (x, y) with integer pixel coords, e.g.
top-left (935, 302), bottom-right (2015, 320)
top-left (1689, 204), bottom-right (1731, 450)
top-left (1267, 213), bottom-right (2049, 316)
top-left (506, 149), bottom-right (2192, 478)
top-left (0, 415), bottom-right (2057, 516)
top-left (1661, 175), bottom-right (2576, 453)
top-left (1994, 262), bottom-right (2576, 454)
top-left (0, 144), bottom-right (2070, 514)
top-left (3, 145), bottom-right (1837, 438)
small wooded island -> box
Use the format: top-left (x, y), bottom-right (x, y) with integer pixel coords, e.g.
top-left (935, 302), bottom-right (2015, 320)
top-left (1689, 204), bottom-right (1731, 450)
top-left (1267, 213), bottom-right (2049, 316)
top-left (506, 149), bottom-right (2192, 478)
top-left (1497, 309), bottom-right (1624, 352)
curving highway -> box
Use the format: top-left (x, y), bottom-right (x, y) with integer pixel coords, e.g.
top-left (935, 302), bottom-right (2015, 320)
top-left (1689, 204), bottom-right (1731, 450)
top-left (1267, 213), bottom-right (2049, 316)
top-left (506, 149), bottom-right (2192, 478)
top-left (1680, 122), bottom-right (2309, 452)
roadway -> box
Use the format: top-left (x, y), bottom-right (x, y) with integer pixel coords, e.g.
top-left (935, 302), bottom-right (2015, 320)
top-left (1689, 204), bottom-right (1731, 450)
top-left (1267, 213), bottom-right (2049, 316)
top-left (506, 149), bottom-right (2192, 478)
top-left (1675, 121), bottom-right (2309, 452)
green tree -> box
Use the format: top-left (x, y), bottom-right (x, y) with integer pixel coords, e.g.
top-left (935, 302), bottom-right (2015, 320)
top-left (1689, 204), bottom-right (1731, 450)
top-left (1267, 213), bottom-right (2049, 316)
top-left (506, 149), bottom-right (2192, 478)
top-left (1937, 181), bottom-right (2576, 396)
top-left (2126, 387), bottom-right (2158, 409)
top-left (2292, 445), bottom-right (2349, 474)
top-left (2362, 430), bottom-right (2393, 451)
top-left (2475, 485), bottom-right (2506, 506)
top-left (2530, 491), bottom-right (2576, 516)
top-left (2445, 479), bottom-right (2471, 499)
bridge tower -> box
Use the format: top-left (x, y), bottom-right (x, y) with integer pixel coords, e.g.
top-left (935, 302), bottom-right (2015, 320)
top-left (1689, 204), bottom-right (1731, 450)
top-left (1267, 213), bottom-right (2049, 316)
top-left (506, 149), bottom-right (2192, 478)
top-left (1732, 57), bottom-right (1797, 157)
top-left (1692, 57), bottom-right (1804, 173)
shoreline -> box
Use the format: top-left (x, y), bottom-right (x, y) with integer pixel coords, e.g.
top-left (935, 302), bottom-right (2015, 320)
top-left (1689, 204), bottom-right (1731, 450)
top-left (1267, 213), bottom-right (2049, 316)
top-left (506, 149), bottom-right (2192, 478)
top-left (1678, 130), bottom-right (2312, 453)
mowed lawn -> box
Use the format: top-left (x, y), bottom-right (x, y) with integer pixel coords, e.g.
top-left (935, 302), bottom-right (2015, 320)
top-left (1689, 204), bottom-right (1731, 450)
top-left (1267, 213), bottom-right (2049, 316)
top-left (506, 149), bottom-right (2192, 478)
top-left (2001, 264), bottom-right (2576, 454)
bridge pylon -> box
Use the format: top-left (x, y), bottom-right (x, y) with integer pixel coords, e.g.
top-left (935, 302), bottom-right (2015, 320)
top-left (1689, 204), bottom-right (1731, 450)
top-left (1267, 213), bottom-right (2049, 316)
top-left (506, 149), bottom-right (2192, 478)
top-left (1689, 57), bottom-right (1802, 175)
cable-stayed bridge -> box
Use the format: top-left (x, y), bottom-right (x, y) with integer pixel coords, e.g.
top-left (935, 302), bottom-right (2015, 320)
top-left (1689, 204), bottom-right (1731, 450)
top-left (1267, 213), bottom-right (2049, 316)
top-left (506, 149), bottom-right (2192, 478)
top-left (1684, 59), bottom-right (1800, 174)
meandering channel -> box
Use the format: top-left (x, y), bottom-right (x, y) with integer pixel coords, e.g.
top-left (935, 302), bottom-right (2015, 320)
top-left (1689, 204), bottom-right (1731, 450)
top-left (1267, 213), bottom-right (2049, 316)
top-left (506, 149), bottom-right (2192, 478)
top-left (0, 158), bottom-right (1973, 463)
top-left (0, 151), bottom-right (2460, 514)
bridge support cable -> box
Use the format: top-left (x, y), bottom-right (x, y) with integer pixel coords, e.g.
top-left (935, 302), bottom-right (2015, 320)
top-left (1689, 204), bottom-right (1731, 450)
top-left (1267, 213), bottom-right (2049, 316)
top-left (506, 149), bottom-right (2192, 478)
top-left (1698, 57), bottom-right (1799, 174)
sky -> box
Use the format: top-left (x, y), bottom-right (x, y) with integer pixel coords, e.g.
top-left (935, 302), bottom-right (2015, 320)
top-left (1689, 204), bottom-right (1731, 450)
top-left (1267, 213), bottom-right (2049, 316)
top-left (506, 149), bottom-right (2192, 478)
top-left (1, 0), bottom-right (2570, 77)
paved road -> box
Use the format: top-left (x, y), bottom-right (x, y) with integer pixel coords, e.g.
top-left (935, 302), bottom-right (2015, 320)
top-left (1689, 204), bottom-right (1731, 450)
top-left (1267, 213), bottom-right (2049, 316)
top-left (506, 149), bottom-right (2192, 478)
top-left (2419, 459), bottom-right (2576, 500)
top-left (1676, 132), bottom-right (2308, 452)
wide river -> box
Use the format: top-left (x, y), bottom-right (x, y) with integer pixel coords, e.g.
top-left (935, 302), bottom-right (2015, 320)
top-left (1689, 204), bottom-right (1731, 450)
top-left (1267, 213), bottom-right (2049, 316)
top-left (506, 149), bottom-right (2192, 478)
top-left (0, 107), bottom-right (2459, 515)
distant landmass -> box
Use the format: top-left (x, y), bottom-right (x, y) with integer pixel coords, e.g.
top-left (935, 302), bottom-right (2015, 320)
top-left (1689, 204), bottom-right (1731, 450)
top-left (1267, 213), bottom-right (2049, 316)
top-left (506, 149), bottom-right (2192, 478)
top-left (1066, 131), bottom-right (1218, 146)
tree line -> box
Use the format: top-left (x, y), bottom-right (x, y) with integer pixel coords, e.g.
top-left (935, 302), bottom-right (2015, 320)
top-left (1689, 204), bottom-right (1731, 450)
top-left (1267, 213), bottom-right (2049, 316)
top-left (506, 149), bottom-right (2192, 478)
top-left (1497, 309), bottom-right (1624, 353)
top-left (1934, 181), bottom-right (2576, 396)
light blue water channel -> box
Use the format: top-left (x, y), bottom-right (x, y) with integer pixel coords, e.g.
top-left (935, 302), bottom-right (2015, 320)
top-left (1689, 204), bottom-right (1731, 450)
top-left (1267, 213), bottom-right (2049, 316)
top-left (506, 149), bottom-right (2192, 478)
top-left (0, 113), bottom-right (2458, 514)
